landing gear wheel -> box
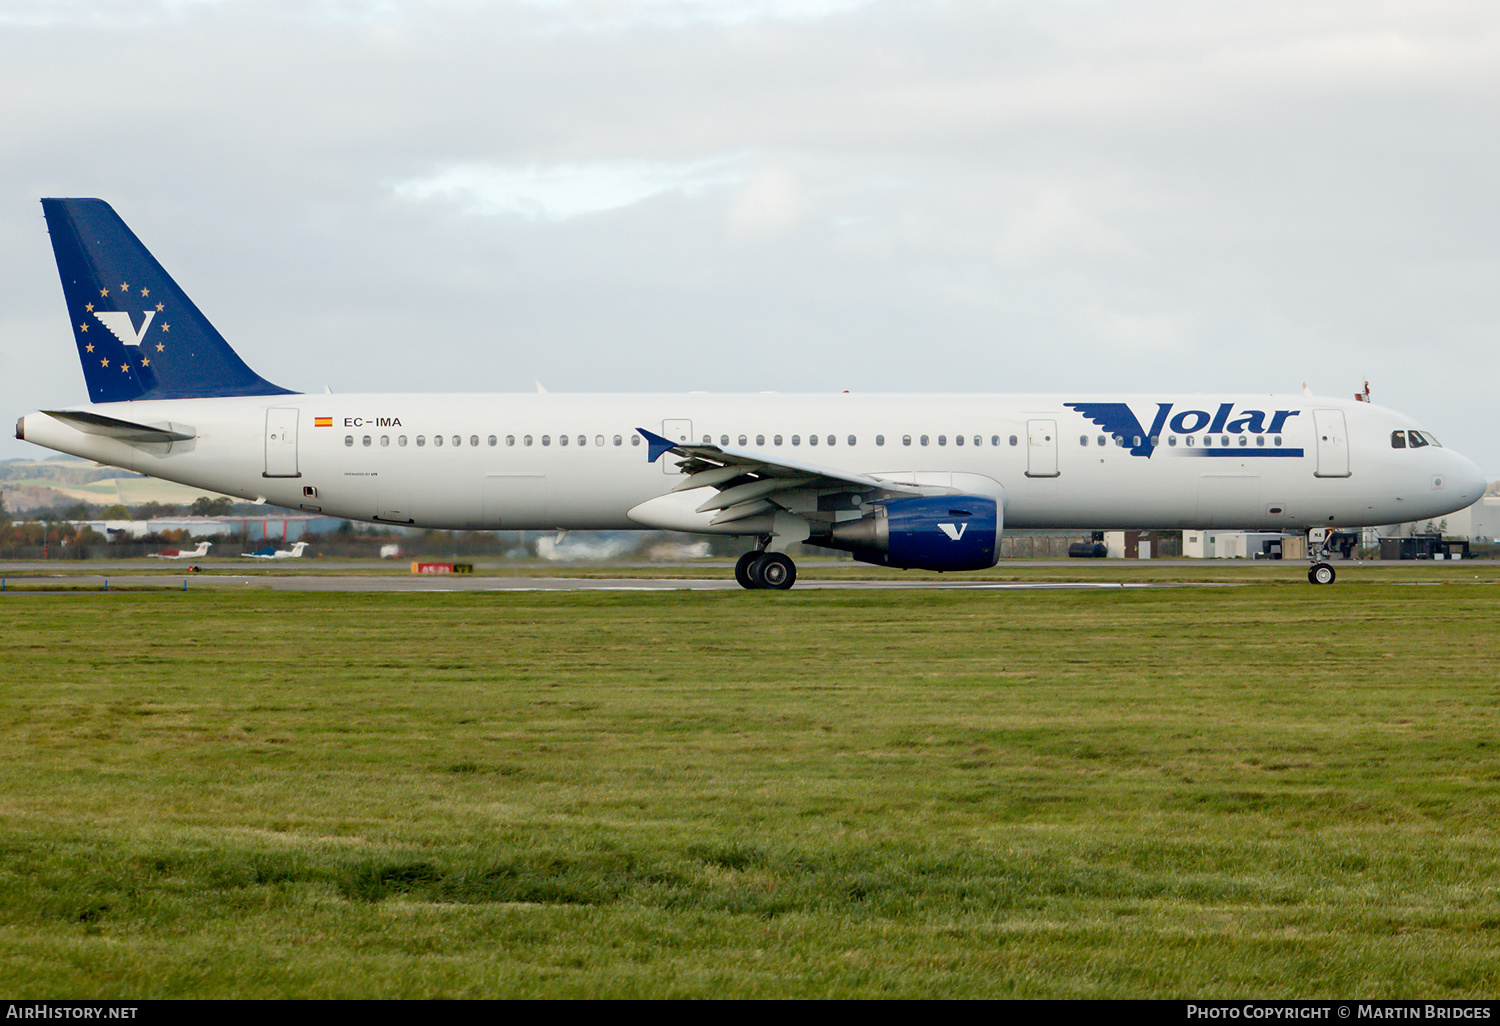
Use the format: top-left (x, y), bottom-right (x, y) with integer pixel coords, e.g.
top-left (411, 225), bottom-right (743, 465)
top-left (735, 551), bottom-right (762, 590)
top-left (756, 552), bottom-right (797, 590)
top-left (1308, 562), bottom-right (1336, 585)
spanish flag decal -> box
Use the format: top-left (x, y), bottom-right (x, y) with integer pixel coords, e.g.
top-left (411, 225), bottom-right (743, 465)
top-left (314, 416), bottom-right (333, 427)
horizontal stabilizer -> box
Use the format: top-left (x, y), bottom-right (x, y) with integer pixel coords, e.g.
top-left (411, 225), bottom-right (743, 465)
top-left (41, 409), bottom-right (194, 443)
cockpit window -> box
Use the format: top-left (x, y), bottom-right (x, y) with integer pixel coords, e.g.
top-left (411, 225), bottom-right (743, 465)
top-left (1408, 431), bottom-right (1429, 449)
top-left (1391, 430), bottom-right (1407, 449)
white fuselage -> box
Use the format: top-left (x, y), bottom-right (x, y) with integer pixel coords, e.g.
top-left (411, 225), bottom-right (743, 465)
top-left (18, 392), bottom-right (1487, 536)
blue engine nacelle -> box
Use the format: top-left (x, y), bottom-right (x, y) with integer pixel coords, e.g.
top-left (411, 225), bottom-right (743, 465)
top-left (819, 495), bottom-right (1002, 571)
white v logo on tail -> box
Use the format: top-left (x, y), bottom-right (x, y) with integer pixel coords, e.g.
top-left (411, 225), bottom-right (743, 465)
top-left (938, 522), bottom-right (967, 541)
top-left (93, 309), bottom-right (155, 345)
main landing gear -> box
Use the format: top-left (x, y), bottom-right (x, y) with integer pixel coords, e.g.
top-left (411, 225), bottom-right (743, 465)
top-left (735, 550), bottom-right (797, 590)
top-left (1308, 562), bottom-right (1336, 585)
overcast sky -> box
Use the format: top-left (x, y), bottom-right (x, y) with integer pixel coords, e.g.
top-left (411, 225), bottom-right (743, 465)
top-left (3, 0), bottom-right (1497, 473)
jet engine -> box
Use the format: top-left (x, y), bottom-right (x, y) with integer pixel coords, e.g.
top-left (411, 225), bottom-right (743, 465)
top-left (813, 495), bottom-right (1002, 571)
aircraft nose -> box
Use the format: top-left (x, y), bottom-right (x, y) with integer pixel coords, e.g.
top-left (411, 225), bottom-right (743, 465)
top-left (1454, 453), bottom-right (1489, 505)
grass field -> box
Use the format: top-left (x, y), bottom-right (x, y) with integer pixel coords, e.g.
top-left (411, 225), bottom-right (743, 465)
top-left (1, 568), bottom-right (1498, 997)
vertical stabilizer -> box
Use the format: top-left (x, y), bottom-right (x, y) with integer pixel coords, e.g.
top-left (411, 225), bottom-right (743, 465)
top-left (42, 198), bottom-right (296, 402)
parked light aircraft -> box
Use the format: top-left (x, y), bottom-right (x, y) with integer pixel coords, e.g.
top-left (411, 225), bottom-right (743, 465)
top-left (146, 540), bottom-right (211, 560)
top-left (17, 199), bottom-right (1488, 588)
top-left (241, 541), bottom-right (310, 560)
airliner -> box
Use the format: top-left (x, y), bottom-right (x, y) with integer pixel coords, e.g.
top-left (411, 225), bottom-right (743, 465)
top-left (15, 199), bottom-right (1487, 588)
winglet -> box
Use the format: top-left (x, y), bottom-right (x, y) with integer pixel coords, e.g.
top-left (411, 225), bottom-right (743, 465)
top-left (637, 427), bottom-right (679, 463)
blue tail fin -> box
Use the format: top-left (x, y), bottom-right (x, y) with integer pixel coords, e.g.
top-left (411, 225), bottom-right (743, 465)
top-left (42, 198), bottom-right (296, 403)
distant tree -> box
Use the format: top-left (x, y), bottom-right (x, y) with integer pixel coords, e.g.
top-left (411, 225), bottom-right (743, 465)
top-left (135, 501), bottom-right (180, 519)
top-left (100, 504), bottom-right (130, 520)
top-left (191, 496), bottom-right (234, 517)
top-left (66, 502), bottom-right (90, 520)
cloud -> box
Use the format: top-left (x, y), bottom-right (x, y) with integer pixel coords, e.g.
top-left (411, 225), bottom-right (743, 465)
top-left (727, 168), bottom-right (812, 240)
top-left (394, 156), bottom-right (746, 219)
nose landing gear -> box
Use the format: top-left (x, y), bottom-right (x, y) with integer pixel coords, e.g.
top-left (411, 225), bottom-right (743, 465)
top-left (1306, 527), bottom-right (1343, 585)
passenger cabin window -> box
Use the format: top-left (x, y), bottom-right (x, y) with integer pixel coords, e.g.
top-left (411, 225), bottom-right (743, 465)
top-left (903, 435), bottom-right (912, 446)
top-left (613, 435), bottom-right (622, 446)
top-left (345, 435), bottom-right (354, 447)
top-left (756, 435), bottom-right (765, 446)
top-left (399, 436), bottom-right (408, 447)
top-left (920, 435), bottom-right (930, 446)
top-left (380, 435), bottom-right (389, 447)
top-left (809, 434), bottom-right (818, 446)
top-left (524, 435), bottom-right (534, 446)
top-left (452, 436), bottom-right (461, 447)
top-left (363, 435), bottom-right (372, 447)
top-left (792, 435), bottom-right (801, 446)
top-left (541, 435), bottom-right (550, 446)
top-left (560, 435), bottom-right (568, 446)
top-left (596, 435), bottom-right (604, 447)
top-left (848, 435), bottom-right (856, 446)
top-left (507, 435), bottom-right (516, 446)
top-left (489, 435), bottom-right (497, 447)
top-left (631, 434), bottom-right (640, 446)
top-left (774, 435), bottom-right (783, 446)
top-left (738, 435), bottom-right (747, 446)
top-left (417, 435), bottom-right (426, 447)
top-left (1009, 435), bottom-right (1018, 446)
top-left (876, 435), bottom-right (885, 446)
top-left (434, 435), bottom-right (443, 446)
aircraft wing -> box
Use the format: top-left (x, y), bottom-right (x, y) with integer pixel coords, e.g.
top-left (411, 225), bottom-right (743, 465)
top-left (637, 427), bottom-right (927, 526)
